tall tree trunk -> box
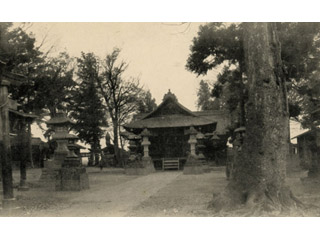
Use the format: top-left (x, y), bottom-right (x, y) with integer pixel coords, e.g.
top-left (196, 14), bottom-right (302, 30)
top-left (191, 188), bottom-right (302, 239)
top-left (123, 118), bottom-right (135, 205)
top-left (112, 118), bottom-right (120, 166)
top-left (212, 23), bottom-right (302, 214)
top-left (119, 123), bottom-right (123, 150)
top-left (94, 140), bottom-right (100, 166)
top-left (27, 122), bottom-right (34, 168)
top-left (0, 80), bottom-right (14, 200)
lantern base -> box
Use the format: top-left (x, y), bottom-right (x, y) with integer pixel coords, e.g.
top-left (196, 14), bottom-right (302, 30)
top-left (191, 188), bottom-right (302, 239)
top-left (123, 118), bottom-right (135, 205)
top-left (56, 167), bottom-right (90, 191)
top-left (183, 154), bottom-right (204, 175)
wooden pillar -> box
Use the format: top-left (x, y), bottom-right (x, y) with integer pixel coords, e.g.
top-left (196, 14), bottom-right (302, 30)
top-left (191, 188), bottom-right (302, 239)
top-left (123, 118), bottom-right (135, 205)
top-left (0, 80), bottom-right (14, 200)
top-left (19, 119), bottom-right (29, 190)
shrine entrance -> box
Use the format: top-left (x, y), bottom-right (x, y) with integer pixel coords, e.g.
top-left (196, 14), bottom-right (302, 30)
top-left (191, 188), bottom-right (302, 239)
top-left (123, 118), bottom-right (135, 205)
top-left (149, 127), bottom-right (189, 170)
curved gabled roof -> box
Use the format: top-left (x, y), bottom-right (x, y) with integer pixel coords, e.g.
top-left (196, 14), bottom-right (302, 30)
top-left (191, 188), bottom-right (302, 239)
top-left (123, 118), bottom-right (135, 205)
top-left (124, 90), bottom-right (216, 129)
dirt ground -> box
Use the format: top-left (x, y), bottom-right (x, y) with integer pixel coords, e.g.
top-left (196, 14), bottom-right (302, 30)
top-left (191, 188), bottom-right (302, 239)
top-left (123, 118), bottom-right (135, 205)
top-left (1, 167), bottom-right (320, 217)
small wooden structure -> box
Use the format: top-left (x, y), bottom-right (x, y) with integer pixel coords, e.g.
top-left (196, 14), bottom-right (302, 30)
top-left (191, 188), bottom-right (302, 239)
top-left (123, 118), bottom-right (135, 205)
top-left (293, 108), bottom-right (320, 175)
top-left (293, 129), bottom-right (320, 170)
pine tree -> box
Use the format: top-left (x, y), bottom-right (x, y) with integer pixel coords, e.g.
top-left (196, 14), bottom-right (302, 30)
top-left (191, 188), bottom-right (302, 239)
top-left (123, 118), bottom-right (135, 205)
top-left (70, 52), bottom-right (107, 166)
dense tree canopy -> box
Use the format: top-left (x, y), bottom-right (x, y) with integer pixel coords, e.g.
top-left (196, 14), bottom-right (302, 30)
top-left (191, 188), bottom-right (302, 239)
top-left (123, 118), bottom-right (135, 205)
top-left (70, 52), bottom-right (107, 160)
top-left (187, 22), bottom-right (320, 128)
top-left (1, 23), bottom-right (44, 115)
top-left (31, 52), bottom-right (75, 117)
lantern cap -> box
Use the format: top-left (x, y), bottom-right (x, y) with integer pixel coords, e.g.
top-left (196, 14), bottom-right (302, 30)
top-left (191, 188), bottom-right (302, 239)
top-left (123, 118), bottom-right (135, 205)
top-left (47, 112), bottom-right (75, 126)
top-left (141, 128), bottom-right (151, 137)
top-left (196, 132), bottom-right (205, 139)
top-left (51, 132), bottom-right (78, 140)
top-left (185, 126), bottom-right (198, 135)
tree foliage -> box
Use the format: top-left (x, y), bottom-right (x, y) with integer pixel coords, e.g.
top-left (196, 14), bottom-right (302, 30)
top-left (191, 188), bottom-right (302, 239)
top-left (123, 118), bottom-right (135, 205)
top-left (1, 23), bottom-right (75, 119)
top-left (136, 89), bottom-right (157, 113)
top-left (0, 23), bottom-right (42, 74)
top-left (196, 79), bottom-right (221, 111)
top-left (186, 23), bottom-right (244, 75)
top-left (70, 52), bottom-right (107, 153)
top-left (1, 23), bottom-right (44, 114)
top-left (32, 52), bottom-right (75, 117)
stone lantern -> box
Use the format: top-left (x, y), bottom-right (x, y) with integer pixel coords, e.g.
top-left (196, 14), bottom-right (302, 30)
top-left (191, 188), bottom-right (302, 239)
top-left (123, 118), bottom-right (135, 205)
top-left (40, 112), bottom-right (89, 191)
top-left (211, 131), bottom-right (221, 164)
top-left (197, 131), bottom-right (210, 173)
top-left (187, 126), bottom-right (198, 156)
top-left (183, 126), bottom-right (204, 175)
top-left (46, 112), bottom-right (77, 167)
top-left (196, 131), bottom-right (206, 161)
top-left (141, 128), bottom-right (151, 160)
top-left (126, 129), bottom-right (154, 175)
top-left (128, 132), bottom-right (141, 162)
top-left (141, 128), bottom-right (155, 171)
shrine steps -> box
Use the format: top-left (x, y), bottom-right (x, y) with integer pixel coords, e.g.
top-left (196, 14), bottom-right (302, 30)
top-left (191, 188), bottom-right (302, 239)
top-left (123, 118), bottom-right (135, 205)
top-left (162, 158), bottom-right (180, 171)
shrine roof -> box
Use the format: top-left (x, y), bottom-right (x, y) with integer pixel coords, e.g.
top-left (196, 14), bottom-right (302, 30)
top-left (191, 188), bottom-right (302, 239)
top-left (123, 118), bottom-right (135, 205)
top-left (125, 90), bottom-right (220, 129)
top-left (125, 90), bottom-right (234, 132)
top-left (124, 114), bottom-right (216, 129)
top-left (291, 129), bottom-right (320, 139)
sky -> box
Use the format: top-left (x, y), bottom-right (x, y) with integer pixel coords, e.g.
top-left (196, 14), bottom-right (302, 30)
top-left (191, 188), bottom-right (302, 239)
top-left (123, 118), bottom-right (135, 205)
top-left (25, 22), bottom-right (218, 111)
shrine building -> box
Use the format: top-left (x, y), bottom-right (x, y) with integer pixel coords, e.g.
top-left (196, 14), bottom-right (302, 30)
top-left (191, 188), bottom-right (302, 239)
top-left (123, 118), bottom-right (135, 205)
top-left (123, 90), bottom-right (230, 170)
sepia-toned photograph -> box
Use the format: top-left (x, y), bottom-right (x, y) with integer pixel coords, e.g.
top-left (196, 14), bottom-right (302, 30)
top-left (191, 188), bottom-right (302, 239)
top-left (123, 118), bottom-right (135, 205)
top-left (1, 5), bottom-right (320, 230)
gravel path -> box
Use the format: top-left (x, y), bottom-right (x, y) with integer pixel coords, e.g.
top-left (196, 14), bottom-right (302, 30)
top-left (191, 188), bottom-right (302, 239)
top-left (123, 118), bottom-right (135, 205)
top-left (59, 171), bottom-right (182, 216)
top-left (128, 170), bottom-right (227, 216)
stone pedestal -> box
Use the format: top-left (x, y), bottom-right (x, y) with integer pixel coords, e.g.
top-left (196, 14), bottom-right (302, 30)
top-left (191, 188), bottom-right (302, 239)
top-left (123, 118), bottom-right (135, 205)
top-left (183, 154), bottom-right (204, 175)
top-left (57, 167), bottom-right (89, 191)
top-left (39, 160), bottom-right (61, 190)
